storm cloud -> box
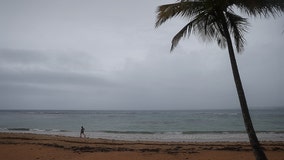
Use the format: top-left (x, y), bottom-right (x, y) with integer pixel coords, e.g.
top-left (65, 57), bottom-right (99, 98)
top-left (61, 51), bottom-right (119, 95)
top-left (0, 0), bottom-right (283, 110)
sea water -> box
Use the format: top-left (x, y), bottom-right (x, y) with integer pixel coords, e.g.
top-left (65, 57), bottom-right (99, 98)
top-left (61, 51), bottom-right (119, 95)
top-left (0, 109), bottom-right (283, 142)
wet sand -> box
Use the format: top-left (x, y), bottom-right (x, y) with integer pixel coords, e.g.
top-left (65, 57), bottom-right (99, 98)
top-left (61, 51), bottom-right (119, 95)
top-left (0, 133), bottom-right (283, 160)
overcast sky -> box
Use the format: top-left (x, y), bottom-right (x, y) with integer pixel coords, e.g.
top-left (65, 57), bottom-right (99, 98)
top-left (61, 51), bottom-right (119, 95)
top-left (0, 0), bottom-right (283, 110)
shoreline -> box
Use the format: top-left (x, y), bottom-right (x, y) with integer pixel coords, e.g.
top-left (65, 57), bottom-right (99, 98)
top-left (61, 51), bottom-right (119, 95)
top-left (1, 130), bottom-right (284, 142)
top-left (1, 132), bottom-right (284, 160)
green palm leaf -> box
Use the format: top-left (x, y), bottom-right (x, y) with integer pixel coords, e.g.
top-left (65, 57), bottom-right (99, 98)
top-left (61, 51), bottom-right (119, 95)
top-left (225, 11), bottom-right (248, 52)
top-left (155, 1), bottom-right (204, 28)
top-left (232, 0), bottom-right (284, 17)
top-left (156, 0), bottom-right (250, 52)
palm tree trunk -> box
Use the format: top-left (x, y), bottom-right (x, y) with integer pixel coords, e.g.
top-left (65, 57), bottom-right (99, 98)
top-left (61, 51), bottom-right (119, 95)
top-left (222, 22), bottom-right (268, 160)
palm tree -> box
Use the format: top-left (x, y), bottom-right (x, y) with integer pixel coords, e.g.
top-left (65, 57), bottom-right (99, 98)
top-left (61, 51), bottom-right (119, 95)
top-left (155, 0), bottom-right (284, 160)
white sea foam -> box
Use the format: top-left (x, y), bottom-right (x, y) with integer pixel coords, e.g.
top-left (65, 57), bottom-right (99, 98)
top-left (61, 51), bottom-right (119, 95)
top-left (2, 129), bottom-right (284, 142)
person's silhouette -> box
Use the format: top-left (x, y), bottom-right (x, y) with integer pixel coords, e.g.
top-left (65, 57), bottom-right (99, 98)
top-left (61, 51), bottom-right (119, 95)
top-left (80, 126), bottom-right (86, 138)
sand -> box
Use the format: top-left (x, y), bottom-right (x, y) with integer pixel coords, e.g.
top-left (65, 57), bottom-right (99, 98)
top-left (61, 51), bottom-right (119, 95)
top-left (0, 133), bottom-right (283, 160)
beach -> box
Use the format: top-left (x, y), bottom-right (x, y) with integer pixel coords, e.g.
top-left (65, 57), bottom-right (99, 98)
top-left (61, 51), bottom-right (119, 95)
top-left (1, 133), bottom-right (283, 160)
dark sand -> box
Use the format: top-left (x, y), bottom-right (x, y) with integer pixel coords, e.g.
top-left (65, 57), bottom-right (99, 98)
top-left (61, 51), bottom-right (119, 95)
top-left (0, 133), bottom-right (283, 160)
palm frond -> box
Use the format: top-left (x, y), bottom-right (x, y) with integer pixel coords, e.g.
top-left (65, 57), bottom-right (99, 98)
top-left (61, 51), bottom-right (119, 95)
top-left (226, 11), bottom-right (249, 53)
top-left (170, 8), bottom-right (222, 51)
top-left (232, 0), bottom-right (284, 18)
top-left (155, 1), bottom-right (203, 28)
top-left (171, 17), bottom-right (198, 51)
top-left (190, 8), bottom-right (229, 50)
top-left (155, 0), bottom-right (283, 52)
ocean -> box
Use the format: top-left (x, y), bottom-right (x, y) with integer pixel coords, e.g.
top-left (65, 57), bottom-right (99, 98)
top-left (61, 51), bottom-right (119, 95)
top-left (0, 109), bottom-right (283, 142)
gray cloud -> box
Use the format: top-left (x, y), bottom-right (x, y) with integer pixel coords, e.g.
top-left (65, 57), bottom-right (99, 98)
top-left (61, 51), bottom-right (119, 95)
top-left (0, 0), bottom-right (283, 110)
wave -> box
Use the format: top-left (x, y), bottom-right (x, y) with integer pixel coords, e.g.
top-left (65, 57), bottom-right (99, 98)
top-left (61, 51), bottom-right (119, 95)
top-left (101, 130), bottom-right (156, 134)
top-left (4, 128), bottom-right (68, 132)
top-left (99, 130), bottom-right (284, 135)
top-left (2, 128), bottom-right (284, 135)
top-left (1, 128), bottom-right (283, 142)
top-left (7, 128), bottom-right (30, 131)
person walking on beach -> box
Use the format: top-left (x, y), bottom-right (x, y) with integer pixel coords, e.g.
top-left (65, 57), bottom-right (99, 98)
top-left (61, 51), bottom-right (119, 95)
top-left (80, 126), bottom-right (86, 138)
